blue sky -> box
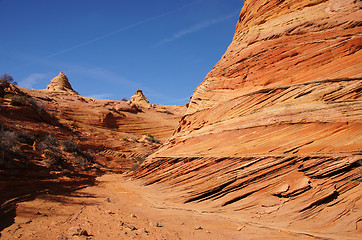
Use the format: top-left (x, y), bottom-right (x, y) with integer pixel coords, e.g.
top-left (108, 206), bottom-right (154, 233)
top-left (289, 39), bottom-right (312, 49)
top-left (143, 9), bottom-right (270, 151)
top-left (0, 0), bottom-right (243, 105)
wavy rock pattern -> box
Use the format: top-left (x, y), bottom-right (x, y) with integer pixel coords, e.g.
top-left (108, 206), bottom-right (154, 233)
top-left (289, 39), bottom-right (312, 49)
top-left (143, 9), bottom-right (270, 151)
top-left (133, 0), bottom-right (362, 238)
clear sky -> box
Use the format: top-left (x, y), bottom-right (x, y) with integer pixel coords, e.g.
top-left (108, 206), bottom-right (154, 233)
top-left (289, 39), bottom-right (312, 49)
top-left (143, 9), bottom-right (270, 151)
top-left (0, 0), bottom-right (243, 105)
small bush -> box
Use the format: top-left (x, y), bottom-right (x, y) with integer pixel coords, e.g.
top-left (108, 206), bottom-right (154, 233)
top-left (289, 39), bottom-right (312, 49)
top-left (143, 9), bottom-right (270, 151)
top-left (61, 169), bottom-right (72, 177)
top-left (10, 95), bottom-right (27, 106)
top-left (0, 73), bottom-right (17, 86)
top-left (61, 139), bottom-right (79, 154)
top-left (0, 127), bottom-right (20, 164)
top-left (161, 110), bottom-right (173, 115)
top-left (0, 129), bottom-right (19, 153)
top-left (72, 157), bottom-right (91, 170)
top-left (145, 134), bottom-right (160, 144)
top-left (42, 149), bottom-right (63, 168)
top-left (85, 149), bottom-right (95, 160)
top-left (0, 73), bottom-right (16, 98)
top-left (27, 97), bottom-right (47, 113)
top-left (130, 154), bottom-right (150, 171)
top-left (18, 131), bottom-right (35, 145)
top-left (38, 134), bottom-right (58, 152)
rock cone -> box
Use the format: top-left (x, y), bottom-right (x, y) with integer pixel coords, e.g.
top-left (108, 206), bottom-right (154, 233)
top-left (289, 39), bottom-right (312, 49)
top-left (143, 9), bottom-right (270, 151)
top-left (46, 72), bottom-right (78, 95)
top-left (130, 90), bottom-right (152, 109)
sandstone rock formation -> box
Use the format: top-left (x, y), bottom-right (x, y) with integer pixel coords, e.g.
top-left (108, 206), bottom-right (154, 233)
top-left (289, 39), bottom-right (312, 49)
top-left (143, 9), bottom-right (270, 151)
top-left (130, 90), bottom-right (152, 109)
top-left (133, 0), bottom-right (362, 238)
top-left (46, 72), bottom-right (78, 95)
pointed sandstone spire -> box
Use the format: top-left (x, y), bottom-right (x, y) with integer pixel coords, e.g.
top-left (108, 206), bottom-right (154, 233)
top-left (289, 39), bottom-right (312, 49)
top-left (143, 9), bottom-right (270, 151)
top-left (46, 72), bottom-right (78, 95)
top-left (130, 90), bottom-right (152, 109)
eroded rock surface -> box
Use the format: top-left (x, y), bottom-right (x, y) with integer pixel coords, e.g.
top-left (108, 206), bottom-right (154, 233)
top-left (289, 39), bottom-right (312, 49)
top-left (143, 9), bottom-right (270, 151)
top-left (46, 72), bottom-right (78, 95)
top-left (133, 0), bottom-right (362, 238)
top-left (130, 90), bottom-right (152, 109)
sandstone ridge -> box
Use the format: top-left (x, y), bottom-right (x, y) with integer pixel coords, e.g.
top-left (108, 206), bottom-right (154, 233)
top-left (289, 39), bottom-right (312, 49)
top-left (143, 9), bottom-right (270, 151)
top-left (46, 72), bottom-right (78, 95)
top-left (133, 0), bottom-right (362, 238)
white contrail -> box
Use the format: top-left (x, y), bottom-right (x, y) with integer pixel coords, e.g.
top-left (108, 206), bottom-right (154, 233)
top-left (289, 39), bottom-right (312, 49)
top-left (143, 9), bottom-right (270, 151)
top-left (157, 11), bottom-right (239, 46)
top-left (12, 0), bottom-right (204, 70)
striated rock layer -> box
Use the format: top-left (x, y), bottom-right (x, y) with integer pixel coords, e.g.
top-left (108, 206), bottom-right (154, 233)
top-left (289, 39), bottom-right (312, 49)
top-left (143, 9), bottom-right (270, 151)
top-left (134, 0), bottom-right (362, 238)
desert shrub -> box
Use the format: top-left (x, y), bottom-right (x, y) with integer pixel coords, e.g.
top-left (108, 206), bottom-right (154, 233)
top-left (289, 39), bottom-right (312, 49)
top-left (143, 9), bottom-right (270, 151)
top-left (0, 129), bottom-right (19, 153)
top-left (38, 134), bottom-right (59, 152)
top-left (42, 148), bottom-right (64, 168)
top-left (85, 149), bottom-right (95, 161)
top-left (61, 139), bottom-right (79, 154)
top-left (0, 128), bottom-right (20, 164)
top-left (10, 95), bottom-right (27, 106)
top-left (72, 157), bottom-right (91, 170)
top-left (0, 87), bottom-right (4, 98)
top-left (130, 154), bottom-right (150, 171)
top-left (61, 169), bottom-right (72, 177)
top-left (3, 93), bottom-right (14, 99)
top-left (9, 93), bottom-right (47, 114)
top-left (0, 73), bottom-right (17, 87)
top-left (0, 73), bottom-right (16, 98)
top-left (27, 97), bottom-right (47, 113)
top-left (145, 134), bottom-right (160, 144)
top-left (161, 110), bottom-right (173, 115)
top-left (18, 130), bottom-right (35, 145)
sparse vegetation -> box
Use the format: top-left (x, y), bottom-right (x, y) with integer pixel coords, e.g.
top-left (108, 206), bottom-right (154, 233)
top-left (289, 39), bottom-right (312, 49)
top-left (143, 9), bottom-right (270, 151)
top-left (161, 110), bottom-right (173, 115)
top-left (0, 73), bottom-right (16, 98)
top-left (38, 134), bottom-right (60, 156)
top-left (0, 126), bottom-right (23, 166)
top-left (61, 139), bottom-right (80, 154)
top-left (130, 154), bottom-right (150, 171)
top-left (145, 134), bottom-right (161, 144)
top-left (72, 156), bottom-right (91, 170)
top-left (18, 130), bottom-right (35, 145)
top-left (85, 149), bottom-right (96, 161)
top-left (10, 95), bottom-right (28, 106)
top-left (0, 128), bottom-right (19, 154)
top-left (0, 73), bottom-right (17, 86)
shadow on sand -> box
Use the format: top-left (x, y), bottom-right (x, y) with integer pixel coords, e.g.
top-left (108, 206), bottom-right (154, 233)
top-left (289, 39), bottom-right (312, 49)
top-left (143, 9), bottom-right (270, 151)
top-left (0, 169), bottom-right (97, 236)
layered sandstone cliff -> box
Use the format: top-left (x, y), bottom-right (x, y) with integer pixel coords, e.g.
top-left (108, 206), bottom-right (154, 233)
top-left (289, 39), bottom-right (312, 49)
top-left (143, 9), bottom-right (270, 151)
top-left (134, 0), bottom-right (362, 238)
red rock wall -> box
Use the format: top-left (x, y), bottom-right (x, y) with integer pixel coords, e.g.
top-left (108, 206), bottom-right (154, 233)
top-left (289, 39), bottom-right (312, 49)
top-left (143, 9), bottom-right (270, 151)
top-left (134, 0), bottom-right (362, 238)
top-left (188, 0), bottom-right (361, 113)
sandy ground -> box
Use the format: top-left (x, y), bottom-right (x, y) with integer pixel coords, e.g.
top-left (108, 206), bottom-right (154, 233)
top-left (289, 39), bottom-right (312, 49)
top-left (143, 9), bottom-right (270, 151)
top-left (0, 174), bottom-right (322, 240)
